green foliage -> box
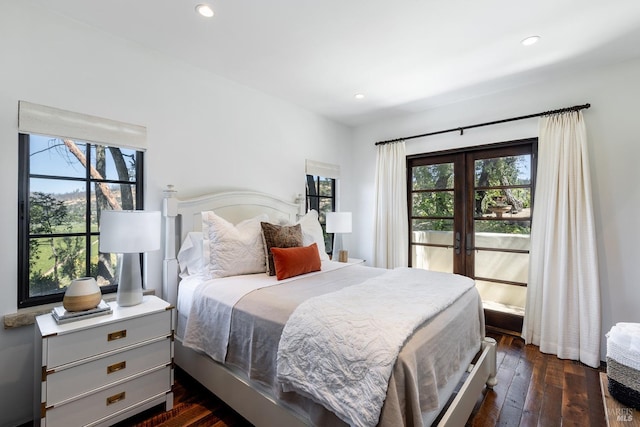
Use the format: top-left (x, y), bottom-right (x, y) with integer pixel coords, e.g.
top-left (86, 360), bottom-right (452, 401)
top-left (28, 192), bottom-right (85, 294)
top-left (412, 155), bottom-right (532, 234)
top-left (29, 192), bottom-right (68, 234)
top-left (29, 271), bottom-right (61, 296)
top-left (474, 220), bottom-right (531, 235)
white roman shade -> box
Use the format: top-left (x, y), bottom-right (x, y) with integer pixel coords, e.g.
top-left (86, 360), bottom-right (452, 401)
top-left (305, 159), bottom-right (340, 179)
top-left (18, 101), bottom-right (147, 150)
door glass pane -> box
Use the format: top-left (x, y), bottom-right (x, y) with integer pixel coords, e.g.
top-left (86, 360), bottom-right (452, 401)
top-left (474, 189), bottom-right (532, 219)
top-left (475, 280), bottom-right (526, 316)
top-left (411, 245), bottom-right (453, 273)
top-left (475, 155), bottom-right (531, 186)
top-left (475, 249), bottom-right (529, 283)
top-left (412, 219), bottom-right (454, 233)
top-left (412, 163), bottom-right (454, 190)
top-left (412, 192), bottom-right (454, 217)
top-left (474, 220), bottom-right (531, 249)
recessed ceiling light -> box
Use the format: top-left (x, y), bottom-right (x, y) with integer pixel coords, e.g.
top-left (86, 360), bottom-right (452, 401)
top-left (195, 4), bottom-right (214, 18)
top-left (521, 35), bottom-right (540, 46)
top-left (354, 93), bottom-right (365, 100)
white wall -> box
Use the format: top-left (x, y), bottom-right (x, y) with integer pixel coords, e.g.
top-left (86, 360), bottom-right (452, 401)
top-left (0, 3), bottom-right (351, 425)
top-left (350, 57), bottom-right (640, 364)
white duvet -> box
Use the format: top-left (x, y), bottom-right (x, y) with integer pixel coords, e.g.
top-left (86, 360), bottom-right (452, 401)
top-left (181, 261), bottom-right (352, 362)
top-left (276, 267), bottom-right (474, 427)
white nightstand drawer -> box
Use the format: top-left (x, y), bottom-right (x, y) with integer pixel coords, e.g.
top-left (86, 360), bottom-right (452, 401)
top-left (46, 309), bottom-right (171, 367)
top-left (46, 336), bottom-right (172, 405)
top-left (45, 365), bottom-right (171, 427)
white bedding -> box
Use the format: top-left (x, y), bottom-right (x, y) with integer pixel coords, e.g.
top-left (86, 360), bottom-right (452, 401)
top-left (276, 267), bottom-right (474, 427)
top-left (181, 261), bottom-right (353, 362)
top-left (177, 262), bottom-right (483, 426)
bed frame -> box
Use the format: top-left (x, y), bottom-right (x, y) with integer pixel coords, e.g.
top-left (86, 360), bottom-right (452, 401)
top-left (161, 186), bottom-right (497, 427)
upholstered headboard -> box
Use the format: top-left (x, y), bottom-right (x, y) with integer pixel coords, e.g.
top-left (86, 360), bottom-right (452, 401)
top-left (161, 186), bottom-right (301, 306)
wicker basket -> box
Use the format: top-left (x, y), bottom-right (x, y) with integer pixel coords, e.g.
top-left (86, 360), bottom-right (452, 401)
top-left (607, 323), bottom-right (640, 409)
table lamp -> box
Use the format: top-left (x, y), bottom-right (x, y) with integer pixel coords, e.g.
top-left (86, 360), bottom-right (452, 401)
top-left (326, 211), bottom-right (352, 262)
top-left (99, 210), bottom-right (161, 306)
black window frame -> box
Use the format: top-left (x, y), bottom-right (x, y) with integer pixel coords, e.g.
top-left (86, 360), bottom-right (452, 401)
top-left (18, 133), bottom-right (144, 308)
top-left (305, 174), bottom-right (336, 255)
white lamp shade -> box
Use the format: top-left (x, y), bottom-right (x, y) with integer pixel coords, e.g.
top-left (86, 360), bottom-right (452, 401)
top-left (99, 210), bottom-right (161, 253)
top-left (326, 212), bottom-right (352, 234)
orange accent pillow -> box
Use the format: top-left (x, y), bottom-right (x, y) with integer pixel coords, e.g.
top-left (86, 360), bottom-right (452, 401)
top-left (270, 243), bottom-right (321, 280)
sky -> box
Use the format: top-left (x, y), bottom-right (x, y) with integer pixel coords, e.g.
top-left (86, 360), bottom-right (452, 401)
top-left (29, 134), bottom-right (134, 195)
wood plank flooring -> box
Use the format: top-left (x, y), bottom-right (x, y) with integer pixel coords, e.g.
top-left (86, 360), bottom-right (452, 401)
top-left (125, 331), bottom-right (607, 426)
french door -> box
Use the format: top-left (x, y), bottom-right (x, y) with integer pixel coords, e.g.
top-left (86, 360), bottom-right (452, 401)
top-left (407, 138), bottom-right (536, 332)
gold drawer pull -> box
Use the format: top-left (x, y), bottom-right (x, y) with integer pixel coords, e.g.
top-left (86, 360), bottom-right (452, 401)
top-left (106, 391), bottom-right (125, 406)
top-left (108, 329), bottom-right (127, 341)
top-left (107, 361), bottom-right (126, 374)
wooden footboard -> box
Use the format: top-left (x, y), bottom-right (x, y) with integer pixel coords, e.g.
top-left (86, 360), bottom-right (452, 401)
top-left (175, 339), bottom-right (307, 427)
top-left (437, 337), bottom-right (497, 426)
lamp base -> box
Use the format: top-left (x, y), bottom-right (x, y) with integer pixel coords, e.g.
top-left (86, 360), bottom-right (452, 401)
top-left (338, 250), bottom-right (349, 263)
top-left (116, 253), bottom-right (144, 307)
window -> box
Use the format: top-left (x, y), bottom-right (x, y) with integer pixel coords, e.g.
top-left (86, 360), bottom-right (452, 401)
top-left (305, 174), bottom-right (335, 255)
top-left (408, 138), bottom-right (536, 332)
top-left (18, 134), bottom-right (144, 308)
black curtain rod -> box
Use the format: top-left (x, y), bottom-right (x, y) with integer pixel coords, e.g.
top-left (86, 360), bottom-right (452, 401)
top-left (374, 103), bottom-right (591, 146)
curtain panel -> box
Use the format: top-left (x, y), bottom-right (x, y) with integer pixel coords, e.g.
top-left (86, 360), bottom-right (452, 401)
top-left (523, 111), bottom-right (601, 368)
top-left (373, 141), bottom-right (408, 268)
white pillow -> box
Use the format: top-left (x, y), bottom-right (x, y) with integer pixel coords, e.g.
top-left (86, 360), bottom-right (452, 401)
top-left (177, 232), bottom-right (204, 278)
top-left (297, 210), bottom-right (330, 261)
top-left (202, 211), bottom-right (269, 278)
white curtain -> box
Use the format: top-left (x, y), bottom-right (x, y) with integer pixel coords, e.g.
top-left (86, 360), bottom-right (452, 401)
top-left (523, 111), bottom-right (601, 368)
top-left (373, 141), bottom-right (408, 268)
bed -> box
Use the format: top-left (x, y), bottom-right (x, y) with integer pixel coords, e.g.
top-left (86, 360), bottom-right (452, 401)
top-left (161, 187), bottom-right (497, 427)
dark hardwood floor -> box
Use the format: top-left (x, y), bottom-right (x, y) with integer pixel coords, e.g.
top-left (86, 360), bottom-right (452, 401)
top-left (124, 331), bottom-right (607, 426)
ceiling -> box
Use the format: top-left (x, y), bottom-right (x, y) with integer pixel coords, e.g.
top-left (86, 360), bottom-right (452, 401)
top-left (36, 0), bottom-right (640, 126)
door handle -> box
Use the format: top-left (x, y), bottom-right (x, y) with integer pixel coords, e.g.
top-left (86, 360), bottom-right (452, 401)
top-left (454, 232), bottom-right (461, 255)
top-left (466, 233), bottom-right (473, 256)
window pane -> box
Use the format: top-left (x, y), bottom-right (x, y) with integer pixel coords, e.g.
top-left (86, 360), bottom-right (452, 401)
top-left (475, 155), bottom-right (531, 187)
top-left (318, 198), bottom-right (333, 220)
top-left (412, 191), bottom-right (454, 217)
top-left (411, 245), bottom-right (453, 273)
top-left (412, 163), bottom-right (454, 190)
top-left (91, 184), bottom-right (137, 229)
top-left (96, 246), bottom-right (120, 287)
top-left (318, 177), bottom-right (333, 197)
top-left (29, 236), bottom-right (87, 297)
top-left (91, 145), bottom-right (137, 182)
top-left (29, 189), bottom-right (87, 235)
top-left (30, 135), bottom-right (87, 178)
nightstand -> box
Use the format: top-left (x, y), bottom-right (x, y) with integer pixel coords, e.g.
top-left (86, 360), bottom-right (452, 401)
top-left (34, 295), bottom-right (174, 427)
top-left (347, 258), bottom-right (365, 264)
